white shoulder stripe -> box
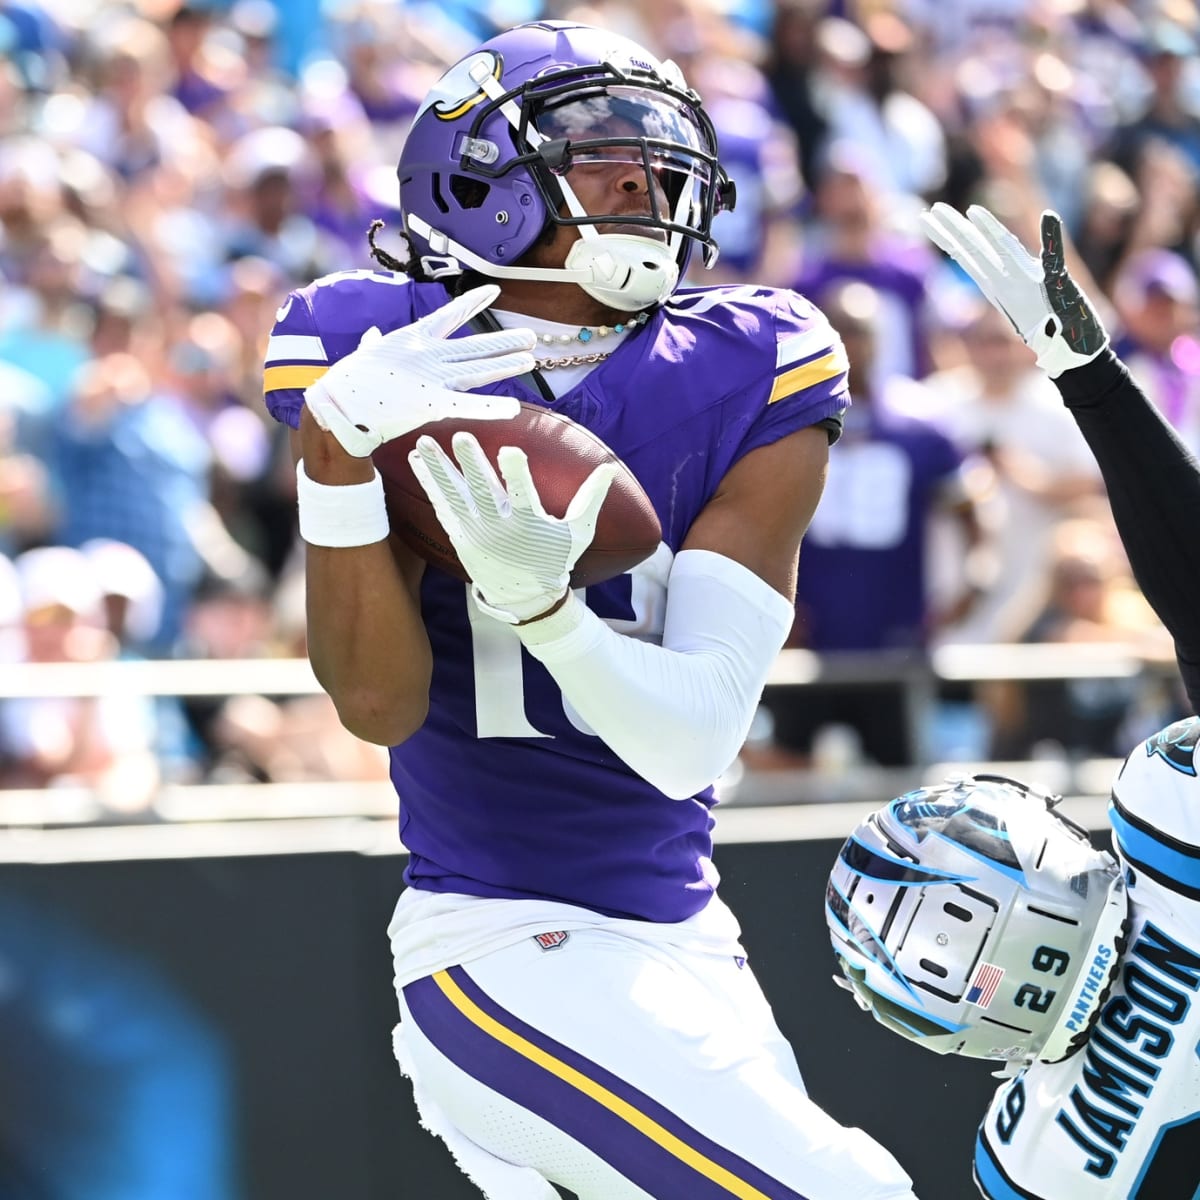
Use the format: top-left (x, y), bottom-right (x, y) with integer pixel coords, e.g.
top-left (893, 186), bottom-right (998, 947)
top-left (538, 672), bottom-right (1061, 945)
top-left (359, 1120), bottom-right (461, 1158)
top-left (776, 322), bottom-right (835, 370)
top-left (266, 334), bottom-right (327, 364)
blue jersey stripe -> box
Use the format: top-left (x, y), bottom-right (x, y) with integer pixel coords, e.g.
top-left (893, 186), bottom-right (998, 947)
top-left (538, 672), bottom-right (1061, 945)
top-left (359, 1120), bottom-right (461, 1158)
top-left (974, 1130), bottom-right (1046, 1200)
top-left (1109, 798), bottom-right (1200, 896)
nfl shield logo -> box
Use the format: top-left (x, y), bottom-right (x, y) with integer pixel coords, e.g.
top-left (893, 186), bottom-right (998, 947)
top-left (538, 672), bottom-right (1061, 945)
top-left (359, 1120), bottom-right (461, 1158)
top-left (533, 931), bottom-right (570, 951)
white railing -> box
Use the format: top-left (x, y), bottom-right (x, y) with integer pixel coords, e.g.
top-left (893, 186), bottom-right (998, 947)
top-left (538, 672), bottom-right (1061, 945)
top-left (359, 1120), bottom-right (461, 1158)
top-left (0, 642), bottom-right (1162, 698)
top-left (0, 644), bottom-right (1170, 835)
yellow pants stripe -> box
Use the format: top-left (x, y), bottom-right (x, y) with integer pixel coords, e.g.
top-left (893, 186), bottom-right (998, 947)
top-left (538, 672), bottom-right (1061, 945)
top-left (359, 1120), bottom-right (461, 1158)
top-left (431, 969), bottom-right (773, 1200)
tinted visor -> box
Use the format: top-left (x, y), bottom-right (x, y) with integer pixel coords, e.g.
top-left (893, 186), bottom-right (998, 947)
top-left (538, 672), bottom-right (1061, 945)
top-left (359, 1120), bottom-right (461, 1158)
top-left (537, 87), bottom-right (710, 158)
top-left (534, 86), bottom-right (715, 214)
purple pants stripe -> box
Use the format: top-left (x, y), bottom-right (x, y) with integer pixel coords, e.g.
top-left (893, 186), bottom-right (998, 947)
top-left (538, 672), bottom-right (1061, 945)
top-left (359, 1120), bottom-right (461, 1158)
top-left (402, 965), bottom-right (809, 1200)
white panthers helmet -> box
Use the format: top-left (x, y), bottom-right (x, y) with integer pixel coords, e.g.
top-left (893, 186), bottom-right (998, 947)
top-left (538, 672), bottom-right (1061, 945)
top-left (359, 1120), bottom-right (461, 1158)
top-left (827, 774), bottom-right (1128, 1071)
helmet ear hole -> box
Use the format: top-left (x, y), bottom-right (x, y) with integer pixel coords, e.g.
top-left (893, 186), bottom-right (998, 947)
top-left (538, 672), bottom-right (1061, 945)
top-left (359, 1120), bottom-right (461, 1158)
top-left (431, 173), bottom-right (451, 215)
top-left (449, 175), bottom-right (491, 210)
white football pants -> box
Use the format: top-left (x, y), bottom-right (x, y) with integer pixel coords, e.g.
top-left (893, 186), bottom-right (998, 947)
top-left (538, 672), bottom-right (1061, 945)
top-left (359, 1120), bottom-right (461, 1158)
top-left (394, 925), bottom-right (918, 1200)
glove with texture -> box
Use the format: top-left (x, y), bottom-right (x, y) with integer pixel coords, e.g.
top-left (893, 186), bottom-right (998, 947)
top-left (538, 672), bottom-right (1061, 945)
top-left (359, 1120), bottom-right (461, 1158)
top-left (921, 205), bottom-right (1108, 378)
top-left (409, 431), bottom-right (617, 623)
top-left (304, 284), bottom-right (534, 456)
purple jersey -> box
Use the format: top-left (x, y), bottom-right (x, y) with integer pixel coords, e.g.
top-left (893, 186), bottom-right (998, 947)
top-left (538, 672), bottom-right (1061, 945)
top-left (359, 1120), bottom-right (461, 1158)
top-left (796, 250), bottom-right (931, 382)
top-left (795, 401), bottom-right (963, 651)
top-left (263, 272), bottom-right (848, 922)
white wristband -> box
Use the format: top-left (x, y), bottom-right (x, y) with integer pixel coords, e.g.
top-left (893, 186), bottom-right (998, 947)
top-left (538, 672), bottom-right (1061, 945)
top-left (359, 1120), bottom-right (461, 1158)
top-left (296, 459), bottom-right (390, 548)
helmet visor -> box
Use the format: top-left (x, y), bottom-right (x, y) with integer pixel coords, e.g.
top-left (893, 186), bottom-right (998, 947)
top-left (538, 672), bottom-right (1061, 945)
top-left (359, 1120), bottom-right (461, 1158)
top-left (532, 87), bottom-right (720, 232)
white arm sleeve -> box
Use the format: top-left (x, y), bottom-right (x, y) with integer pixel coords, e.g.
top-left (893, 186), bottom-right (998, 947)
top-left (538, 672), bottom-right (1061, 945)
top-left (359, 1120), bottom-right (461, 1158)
top-left (515, 548), bottom-right (794, 799)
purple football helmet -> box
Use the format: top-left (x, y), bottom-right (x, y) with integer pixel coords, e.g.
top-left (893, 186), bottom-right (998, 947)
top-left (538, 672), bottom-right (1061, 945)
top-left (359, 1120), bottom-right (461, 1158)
top-left (397, 21), bottom-right (735, 311)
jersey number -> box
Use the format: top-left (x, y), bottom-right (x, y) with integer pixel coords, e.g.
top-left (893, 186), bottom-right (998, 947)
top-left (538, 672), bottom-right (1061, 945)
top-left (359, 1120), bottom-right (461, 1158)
top-left (466, 550), bottom-right (669, 738)
top-left (994, 1077), bottom-right (1025, 1145)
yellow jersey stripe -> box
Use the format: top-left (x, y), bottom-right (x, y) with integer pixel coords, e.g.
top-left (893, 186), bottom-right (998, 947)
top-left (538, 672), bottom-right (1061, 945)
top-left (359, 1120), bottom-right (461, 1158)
top-left (768, 349), bottom-right (847, 405)
top-left (432, 970), bottom-right (774, 1200)
top-left (263, 364), bottom-right (328, 393)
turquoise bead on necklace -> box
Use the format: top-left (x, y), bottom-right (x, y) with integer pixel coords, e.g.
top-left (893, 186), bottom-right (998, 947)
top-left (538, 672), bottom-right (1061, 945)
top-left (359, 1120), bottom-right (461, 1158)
top-left (536, 310), bottom-right (650, 347)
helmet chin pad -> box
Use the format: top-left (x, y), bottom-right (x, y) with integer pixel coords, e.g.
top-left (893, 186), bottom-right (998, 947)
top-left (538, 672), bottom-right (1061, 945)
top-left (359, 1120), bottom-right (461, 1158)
top-left (564, 233), bottom-right (679, 311)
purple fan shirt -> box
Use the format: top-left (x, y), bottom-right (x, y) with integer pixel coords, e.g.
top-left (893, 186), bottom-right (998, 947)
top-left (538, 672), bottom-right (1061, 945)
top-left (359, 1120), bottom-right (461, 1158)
top-left (797, 248), bottom-right (931, 382)
top-left (263, 273), bottom-right (848, 922)
top-left (795, 401), bottom-right (964, 651)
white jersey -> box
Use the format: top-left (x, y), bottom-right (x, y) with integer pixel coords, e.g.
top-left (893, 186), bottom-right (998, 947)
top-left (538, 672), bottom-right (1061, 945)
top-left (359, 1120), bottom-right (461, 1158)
top-left (975, 716), bottom-right (1200, 1199)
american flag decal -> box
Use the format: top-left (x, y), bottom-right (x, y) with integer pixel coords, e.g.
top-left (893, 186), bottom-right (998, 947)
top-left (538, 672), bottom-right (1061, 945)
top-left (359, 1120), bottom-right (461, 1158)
top-left (533, 931), bottom-right (569, 951)
top-left (966, 962), bottom-right (1005, 1008)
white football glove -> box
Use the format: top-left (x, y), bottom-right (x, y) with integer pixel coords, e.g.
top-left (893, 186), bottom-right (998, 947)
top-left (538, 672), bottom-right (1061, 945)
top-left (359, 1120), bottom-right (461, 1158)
top-left (921, 205), bottom-right (1108, 378)
top-left (303, 284), bottom-right (536, 457)
top-left (409, 431), bottom-right (618, 624)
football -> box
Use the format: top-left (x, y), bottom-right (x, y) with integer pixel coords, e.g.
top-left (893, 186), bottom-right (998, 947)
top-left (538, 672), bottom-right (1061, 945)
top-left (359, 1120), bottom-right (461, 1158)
top-left (374, 402), bottom-right (662, 588)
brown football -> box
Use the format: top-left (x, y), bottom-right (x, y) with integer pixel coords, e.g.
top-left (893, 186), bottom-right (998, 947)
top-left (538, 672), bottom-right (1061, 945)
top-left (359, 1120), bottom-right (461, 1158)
top-left (374, 402), bottom-right (662, 588)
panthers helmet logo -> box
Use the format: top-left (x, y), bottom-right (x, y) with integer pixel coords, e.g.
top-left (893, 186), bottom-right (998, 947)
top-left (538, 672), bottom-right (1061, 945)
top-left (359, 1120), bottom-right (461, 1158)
top-left (1146, 717), bottom-right (1200, 777)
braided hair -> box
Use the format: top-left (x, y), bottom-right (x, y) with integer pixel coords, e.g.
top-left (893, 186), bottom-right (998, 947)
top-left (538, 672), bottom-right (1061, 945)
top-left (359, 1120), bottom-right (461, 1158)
top-left (366, 215), bottom-right (559, 295)
top-left (366, 220), bottom-right (491, 296)
top-left (366, 219), bottom-right (422, 277)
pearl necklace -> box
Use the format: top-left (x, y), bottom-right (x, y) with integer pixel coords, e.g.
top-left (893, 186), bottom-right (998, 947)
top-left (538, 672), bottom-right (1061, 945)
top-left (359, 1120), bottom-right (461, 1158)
top-left (534, 310), bottom-right (650, 348)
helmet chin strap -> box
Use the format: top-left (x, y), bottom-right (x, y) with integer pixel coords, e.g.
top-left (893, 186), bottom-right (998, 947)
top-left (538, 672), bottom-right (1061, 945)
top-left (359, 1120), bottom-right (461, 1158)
top-left (407, 214), bottom-right (677, 311)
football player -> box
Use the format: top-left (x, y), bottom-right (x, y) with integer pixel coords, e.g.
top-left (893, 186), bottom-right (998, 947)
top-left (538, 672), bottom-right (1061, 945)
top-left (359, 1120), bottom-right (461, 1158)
top-left (828, 204), bottom-right (1200, 1200)
top-left (262, 19), bottom-right (917, 1200)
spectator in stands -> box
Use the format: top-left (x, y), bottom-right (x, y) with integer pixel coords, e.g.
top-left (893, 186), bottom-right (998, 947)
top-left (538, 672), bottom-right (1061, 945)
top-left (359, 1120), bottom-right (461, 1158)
top-left (796, 141), bottom-right (934, 388)
top-left (1107, 19), bottom-right (1200, 180)
top-left (0, 167), bottom-right (91, 410)
top-left (794, 281), bottom-right (985, 653)
top-left (70, 14), bottom-right (194, 183)
top-left (922, 302), bottom-right (1104, 644)
top-left (0, 395), bottom-right (51, 557)
top-left (763, 0), bottom-right (829, 193)
top-left (987, 518), bottom-right (1172, 760)
top-left (1110, 246), bottom-right (1200, 452)
top-left (764, 281), bottom-right (984, 768)
top-left (221, 125), bottom-right (341, 281)
top-left (164, 2), bottom-right (231, 120)
top-left (48, 352), bottom-right (211, 652)
top-left (0, 546), bottom-right (161, 808)
top-left (670, 26), bottom-right (805, 287)
top-left (809, 13), bottom-right (946, 202)
top-left (1073, 159), bottom-right (1142, 296)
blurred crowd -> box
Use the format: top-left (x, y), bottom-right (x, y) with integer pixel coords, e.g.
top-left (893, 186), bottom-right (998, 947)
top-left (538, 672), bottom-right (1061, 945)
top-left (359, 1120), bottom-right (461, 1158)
top-left (1, 0), bottom-right (1197, 805)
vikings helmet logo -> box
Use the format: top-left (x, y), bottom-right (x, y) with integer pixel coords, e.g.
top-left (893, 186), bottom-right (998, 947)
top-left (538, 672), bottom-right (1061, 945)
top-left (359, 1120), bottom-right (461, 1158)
top-left (1145, 717), bottom-right (1200, 777)
top-left (418, 51), bottom-right (503, 123)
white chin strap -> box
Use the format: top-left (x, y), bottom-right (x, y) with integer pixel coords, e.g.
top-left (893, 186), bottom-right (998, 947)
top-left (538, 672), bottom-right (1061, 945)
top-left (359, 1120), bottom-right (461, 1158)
top-left (407, 214), bottom-right (678, 312)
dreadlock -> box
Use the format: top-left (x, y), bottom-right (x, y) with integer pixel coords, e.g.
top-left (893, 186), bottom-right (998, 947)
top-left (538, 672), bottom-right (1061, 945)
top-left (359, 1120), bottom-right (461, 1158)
top-left (366, 219), bottom-right (493, 296)
top-left (366, 219), bottom-right (421, 277)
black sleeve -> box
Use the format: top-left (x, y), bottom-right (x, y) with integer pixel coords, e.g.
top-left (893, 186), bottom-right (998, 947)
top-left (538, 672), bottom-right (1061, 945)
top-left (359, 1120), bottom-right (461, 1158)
top-left (1055, 349), bottom-right (1200, 710)
top-left (815, 413), bottom-right (845, 445)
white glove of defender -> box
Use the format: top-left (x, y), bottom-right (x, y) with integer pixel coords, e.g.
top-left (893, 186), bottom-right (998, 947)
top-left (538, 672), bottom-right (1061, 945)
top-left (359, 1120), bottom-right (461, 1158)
top-left (921, 205), bottom-right (1108, 378)
top-left (409, 431), bottom-right (618, 624)
top-left (303, 284), bottom-right (535, 457)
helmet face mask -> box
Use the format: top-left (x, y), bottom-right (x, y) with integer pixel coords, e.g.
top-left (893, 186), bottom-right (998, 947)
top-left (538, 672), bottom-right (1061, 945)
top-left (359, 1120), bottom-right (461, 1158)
top-left (827, 775), bottom-right (1129, 1071)
top-left (397, 22), bottom-right (735, 310)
